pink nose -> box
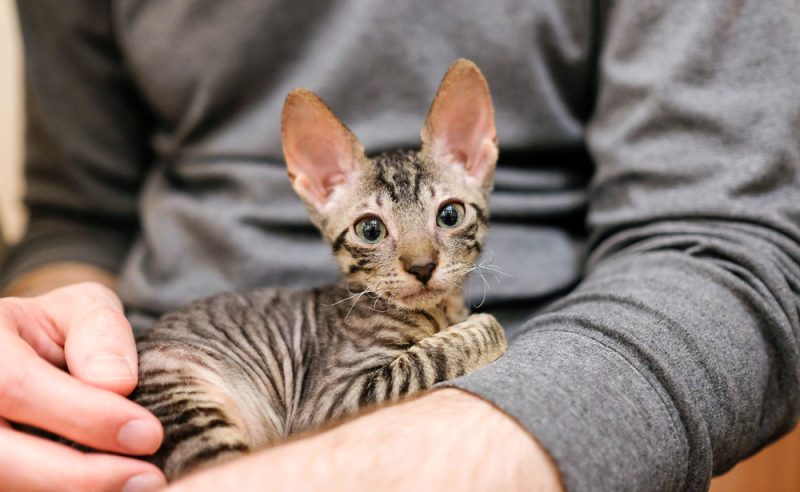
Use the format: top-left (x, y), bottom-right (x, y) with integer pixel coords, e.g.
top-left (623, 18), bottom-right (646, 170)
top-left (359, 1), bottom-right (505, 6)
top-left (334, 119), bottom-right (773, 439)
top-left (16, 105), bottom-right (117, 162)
top-left (406, 262), bottom-right (437, 284)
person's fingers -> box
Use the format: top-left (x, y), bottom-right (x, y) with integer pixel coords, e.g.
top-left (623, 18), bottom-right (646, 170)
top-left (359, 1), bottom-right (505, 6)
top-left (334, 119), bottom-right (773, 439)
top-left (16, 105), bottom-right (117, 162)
top-left (0, 297), bottom-right (66, 368)
top-left (0, 331), bottom-right (163, 455)
top-left (0, 426), bottom-right (166, 492)
top-left (0, 283), bottom-right (161, 455)
top-left (64, 298), bottom-right (139, 395)
top-left (39, 282), bottom-right (139, 395)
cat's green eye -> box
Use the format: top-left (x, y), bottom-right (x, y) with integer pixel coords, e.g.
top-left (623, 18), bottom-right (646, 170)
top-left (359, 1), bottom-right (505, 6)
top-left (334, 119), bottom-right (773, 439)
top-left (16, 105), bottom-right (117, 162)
top-left (355, 216), bottom-right (387, 244)
top-left (436, 202), bottom-right (465, 228)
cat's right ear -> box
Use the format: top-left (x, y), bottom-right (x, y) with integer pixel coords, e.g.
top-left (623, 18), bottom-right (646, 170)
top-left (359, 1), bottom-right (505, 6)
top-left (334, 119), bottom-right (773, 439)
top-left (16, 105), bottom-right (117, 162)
top-left (281, 89), bottom-right (366, 211)
top-left (421, 59), bottom-right (498, 191)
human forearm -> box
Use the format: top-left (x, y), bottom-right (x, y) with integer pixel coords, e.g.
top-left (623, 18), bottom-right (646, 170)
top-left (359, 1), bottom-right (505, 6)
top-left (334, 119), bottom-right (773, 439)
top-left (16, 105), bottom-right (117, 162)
top-left (461, 0), bottom-right (800, 488)
top-left (449, 219), bottom-right (800, 490)
top-left (169, 389), bottom-right (563, 491)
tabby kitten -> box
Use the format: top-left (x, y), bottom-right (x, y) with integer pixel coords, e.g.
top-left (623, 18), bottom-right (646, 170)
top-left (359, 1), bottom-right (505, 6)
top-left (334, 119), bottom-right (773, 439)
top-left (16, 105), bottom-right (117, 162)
top-left (133, 59), bottom-right (507, 480)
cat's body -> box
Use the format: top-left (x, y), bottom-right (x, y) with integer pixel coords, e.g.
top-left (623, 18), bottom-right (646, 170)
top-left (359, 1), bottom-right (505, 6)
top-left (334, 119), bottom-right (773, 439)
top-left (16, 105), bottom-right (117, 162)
top-left (135, 283), bottom-right (504, 478)
top-left (134, 60), bottom-right (507, 480)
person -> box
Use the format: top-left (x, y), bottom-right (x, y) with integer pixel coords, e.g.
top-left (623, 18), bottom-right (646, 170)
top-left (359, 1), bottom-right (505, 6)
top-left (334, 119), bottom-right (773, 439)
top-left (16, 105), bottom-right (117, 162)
top-left (2, 1), bottom-right (799, 491)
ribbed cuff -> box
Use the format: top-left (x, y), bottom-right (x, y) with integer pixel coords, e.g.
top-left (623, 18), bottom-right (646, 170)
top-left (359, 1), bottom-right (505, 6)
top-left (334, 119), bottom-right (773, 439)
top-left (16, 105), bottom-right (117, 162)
top-left (0, 215), bottom-right (133, 290)
top-left (443, 328), bottom-right (690, 491)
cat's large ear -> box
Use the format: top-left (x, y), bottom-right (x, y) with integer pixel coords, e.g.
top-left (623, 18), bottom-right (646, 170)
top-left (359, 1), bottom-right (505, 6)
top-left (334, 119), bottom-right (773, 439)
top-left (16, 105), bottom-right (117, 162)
top-left (281, 89), bottom-right (366, 211)
top-left (421, 59), bottom-right (498, 189)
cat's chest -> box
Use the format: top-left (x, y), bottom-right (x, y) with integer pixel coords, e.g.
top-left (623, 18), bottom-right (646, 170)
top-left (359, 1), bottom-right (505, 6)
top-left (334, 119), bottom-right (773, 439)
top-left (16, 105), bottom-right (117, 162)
top-left (330, 310), bottom-right (447, 349)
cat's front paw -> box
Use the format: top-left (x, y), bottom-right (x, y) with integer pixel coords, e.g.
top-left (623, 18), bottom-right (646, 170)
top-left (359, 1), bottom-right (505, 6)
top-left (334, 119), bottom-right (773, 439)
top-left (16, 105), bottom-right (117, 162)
top-left (445, 312), bottom-right (507, 375)
top-left (466, 312), bottom-right (507, 360)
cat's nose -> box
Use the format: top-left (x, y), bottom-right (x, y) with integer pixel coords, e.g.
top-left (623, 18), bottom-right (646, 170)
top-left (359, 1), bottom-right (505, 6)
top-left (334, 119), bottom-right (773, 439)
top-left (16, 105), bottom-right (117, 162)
top-left (406, 262), bottom-right (437, 285)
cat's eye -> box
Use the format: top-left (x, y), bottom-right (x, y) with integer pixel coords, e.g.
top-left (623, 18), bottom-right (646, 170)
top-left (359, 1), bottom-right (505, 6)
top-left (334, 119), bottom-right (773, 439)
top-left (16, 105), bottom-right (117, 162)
top-left (354, 216), bottom-right (387, 244)
top-left (436, 202), bottom-right (465, 228)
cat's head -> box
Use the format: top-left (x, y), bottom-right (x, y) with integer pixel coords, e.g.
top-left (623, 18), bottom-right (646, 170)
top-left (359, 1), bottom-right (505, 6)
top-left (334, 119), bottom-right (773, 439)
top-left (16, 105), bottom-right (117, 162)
top-left (281, 59), bottom-right (497, 310)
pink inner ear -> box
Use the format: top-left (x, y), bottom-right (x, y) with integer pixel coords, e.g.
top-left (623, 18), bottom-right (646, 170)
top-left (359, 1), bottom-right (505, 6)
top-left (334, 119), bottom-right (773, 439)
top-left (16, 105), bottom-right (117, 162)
top-left (290, 132), bottom-right (351, 199)
top-left (436, 98), bottom-right (491, 162)
top-left (282, 90), bottom-right (362, 209)
top-left (424, 62), bottom-right (497, 185)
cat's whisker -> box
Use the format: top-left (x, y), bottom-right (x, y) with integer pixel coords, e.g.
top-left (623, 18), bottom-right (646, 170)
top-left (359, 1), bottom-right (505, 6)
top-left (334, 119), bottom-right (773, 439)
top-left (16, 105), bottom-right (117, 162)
top-left (324, 289), bottom-right (370, 307)
top-left (371, 295), bottom-right (389, 312)
top-left (325, 277), bottom-right (385, 319)
top-left (363, 279), bottom-right (391, 313)
top-left (344, 289), bottom-right (373, 319)
top-left (480, 266), bottom-right (511, 280)
top-left (468, 273), bottom-right (473, 305)
top-left (472, 256), bottom-right (513, 277)
top-left (462, 260), bottom-right (494, 308)
top-left (480, 265), bottom-right (509, 276)
top-left (472, 266), bottom-right (490, 308)
top-left (463, 257), bottom-right (512, 296)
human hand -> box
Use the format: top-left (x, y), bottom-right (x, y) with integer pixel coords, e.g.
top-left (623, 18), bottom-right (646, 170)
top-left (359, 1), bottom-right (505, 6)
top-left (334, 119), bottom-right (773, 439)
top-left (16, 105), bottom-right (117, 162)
top-left (168, 388), bottom-right (563, 492)
top-left (0, 282), bottom-right (166, 491)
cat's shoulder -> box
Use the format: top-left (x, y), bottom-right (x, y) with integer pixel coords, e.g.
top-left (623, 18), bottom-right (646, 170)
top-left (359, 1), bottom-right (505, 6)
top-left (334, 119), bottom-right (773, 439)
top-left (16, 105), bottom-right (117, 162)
top-left (154, 285), bottom-right (341, 323)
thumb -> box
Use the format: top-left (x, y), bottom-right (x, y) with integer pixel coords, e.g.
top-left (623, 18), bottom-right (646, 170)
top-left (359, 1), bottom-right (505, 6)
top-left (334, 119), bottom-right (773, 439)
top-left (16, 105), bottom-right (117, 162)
top-left (39, 282), bottom-right (139, 395)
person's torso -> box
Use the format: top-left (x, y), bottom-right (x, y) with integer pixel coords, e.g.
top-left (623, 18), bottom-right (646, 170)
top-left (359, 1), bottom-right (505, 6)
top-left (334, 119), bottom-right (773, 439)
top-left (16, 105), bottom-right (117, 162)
top-left (112, 0), bottom-right (598, 333)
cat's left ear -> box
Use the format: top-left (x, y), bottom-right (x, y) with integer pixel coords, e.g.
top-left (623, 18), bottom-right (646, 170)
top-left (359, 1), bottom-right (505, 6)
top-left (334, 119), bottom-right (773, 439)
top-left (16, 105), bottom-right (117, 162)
top-left (421, 59), bottom-right (498, 190)
top-left (281, 89), bottom-right (367, 212)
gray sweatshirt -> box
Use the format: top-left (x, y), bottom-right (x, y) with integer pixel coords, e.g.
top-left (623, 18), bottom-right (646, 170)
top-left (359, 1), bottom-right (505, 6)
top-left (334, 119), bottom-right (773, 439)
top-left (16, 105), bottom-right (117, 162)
top-left (3, 1), bottom-right (800, 490)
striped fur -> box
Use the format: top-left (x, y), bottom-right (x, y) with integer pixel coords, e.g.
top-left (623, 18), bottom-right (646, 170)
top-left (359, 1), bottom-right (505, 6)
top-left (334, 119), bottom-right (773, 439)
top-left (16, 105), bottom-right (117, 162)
top-left (135, 60), bottom-right (506, 480)
top-left (135, 287), bottom-right (505, 479)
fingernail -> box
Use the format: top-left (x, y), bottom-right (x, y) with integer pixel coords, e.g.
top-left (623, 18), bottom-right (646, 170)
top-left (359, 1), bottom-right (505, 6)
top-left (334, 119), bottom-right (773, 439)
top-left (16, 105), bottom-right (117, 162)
top-left (87, 354), bottom-right (135, 381)
top-left (118, 419), bottom-right (162, 454)
top-left (122, 473), bottom-right (166, 492)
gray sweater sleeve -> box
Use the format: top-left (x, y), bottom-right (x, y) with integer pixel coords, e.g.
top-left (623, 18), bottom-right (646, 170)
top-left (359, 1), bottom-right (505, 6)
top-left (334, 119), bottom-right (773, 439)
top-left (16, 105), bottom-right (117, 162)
top-left (0, 2), bottom-right (150, 288)
top-left (450, 1), bottom-right (800, 490)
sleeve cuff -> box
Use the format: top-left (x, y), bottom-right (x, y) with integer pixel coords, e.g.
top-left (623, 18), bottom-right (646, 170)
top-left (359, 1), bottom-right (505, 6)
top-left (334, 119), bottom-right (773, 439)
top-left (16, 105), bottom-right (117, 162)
top-left (442, 328), bottom-right (691, 491)
top-left (0, 215), bottom-right (134, 289)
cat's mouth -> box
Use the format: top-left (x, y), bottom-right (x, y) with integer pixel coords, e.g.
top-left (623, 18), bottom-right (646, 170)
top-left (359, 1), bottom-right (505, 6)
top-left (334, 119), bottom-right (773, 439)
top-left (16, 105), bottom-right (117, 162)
top-left (395, 286), bottom-right (447, 306)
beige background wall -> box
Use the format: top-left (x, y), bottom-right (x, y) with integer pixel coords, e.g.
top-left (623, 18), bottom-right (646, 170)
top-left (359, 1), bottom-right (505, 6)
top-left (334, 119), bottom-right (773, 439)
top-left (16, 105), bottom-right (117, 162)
top-left (0, 0), bottom-right (24, 244)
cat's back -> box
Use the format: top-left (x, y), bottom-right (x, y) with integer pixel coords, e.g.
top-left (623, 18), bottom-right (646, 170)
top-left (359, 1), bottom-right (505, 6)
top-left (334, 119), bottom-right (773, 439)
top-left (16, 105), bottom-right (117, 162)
top-left (136, 285), bottom-right (346, 401)
top-left (141, 286), bottom-right (334, 343)
top-left (133, 286), bottom-right (341, 475)
top-left (134, 286), bottom-right (340, 449)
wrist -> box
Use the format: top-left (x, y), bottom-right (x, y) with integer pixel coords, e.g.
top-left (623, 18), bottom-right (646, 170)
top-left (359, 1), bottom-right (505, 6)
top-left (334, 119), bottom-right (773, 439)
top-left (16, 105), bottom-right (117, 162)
top-left (406, 388), bottom-right (564, 491)
top-left (321, 388), bottom-right (563, 491)
top-left (2, 262), bottom-right (116, 297)
top-left (170, 388), bottom-right (564, 492)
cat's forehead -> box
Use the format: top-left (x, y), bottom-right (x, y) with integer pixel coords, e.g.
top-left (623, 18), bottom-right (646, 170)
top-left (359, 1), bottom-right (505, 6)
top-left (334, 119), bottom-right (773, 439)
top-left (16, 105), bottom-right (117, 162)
top-left (363, 150), bottom-right (435, 206)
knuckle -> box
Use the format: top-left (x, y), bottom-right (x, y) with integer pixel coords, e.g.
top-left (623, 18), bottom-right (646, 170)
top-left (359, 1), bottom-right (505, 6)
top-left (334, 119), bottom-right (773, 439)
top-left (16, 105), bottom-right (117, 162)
top-left (73, 281), bottom-right (112, 297)
top-left (64, 460), bottom-right (95, 492)
top-left (56, 282), bottom-right (122, 312)
top-left (76, 305), bottom-right (131, 338)
top-left (0, 359), bottom-right (30, 416)
top-left (0, 298), bottom-right (24, 334)
top-left (76, 282), bottom-right (122, 307)
top-left (83, 304), bottom-right (124, 326)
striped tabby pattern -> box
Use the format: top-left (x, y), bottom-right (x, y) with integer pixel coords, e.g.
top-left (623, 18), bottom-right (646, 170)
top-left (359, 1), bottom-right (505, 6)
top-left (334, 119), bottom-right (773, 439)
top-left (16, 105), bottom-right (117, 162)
top-left (134, 287), bottom-right (505, 478)
top-left (134, 59), bottom-right (506, 480)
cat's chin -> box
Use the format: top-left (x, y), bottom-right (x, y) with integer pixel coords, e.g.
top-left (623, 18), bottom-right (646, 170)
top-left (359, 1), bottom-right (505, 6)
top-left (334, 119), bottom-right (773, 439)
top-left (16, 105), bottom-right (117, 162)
top-left (390, 287), bottom-right (449, 310)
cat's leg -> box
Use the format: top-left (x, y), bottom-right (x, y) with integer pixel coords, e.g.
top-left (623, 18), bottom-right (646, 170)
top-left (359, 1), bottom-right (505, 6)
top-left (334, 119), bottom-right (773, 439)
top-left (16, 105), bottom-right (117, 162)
top-left (133, 343), bottom-right (282, 481)
top-left (364, 313), bottom-right (507, 404)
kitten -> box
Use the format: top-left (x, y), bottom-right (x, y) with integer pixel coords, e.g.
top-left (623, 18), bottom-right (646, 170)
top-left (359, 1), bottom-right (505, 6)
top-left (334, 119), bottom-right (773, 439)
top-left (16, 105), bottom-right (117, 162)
top-left (133, 59), bottom-right (507, 480)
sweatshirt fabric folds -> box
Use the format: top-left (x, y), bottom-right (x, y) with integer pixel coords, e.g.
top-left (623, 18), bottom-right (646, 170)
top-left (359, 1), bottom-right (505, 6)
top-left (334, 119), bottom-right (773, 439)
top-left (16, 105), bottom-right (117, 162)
top-left (3, 1), bottom-right (800, 490)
